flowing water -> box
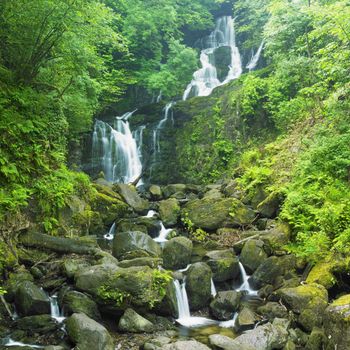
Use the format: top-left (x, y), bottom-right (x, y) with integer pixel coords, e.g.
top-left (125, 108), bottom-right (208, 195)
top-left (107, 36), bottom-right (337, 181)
top-left (236, 262), bottom-right (258, 296)
top-left (104, 222), bottom-right (116, 241)
top-left (153, 223), bottom-right (173, 243)
top-left (211, 278), bottom-right (217, 297)
top-left (246, 41), bottom-right (264, 71)
top-left (49, 294), bottom-right (65, 323)
top-left (183, 16), bottom-right (242, 100)
top-left (3, 337), bottom-right (44, 348)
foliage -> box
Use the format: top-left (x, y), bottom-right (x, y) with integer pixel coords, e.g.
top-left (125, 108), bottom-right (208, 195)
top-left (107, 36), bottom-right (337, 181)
top-left (149, 269), bottom-right (173, 307)
top-left (181, 212), bottom-right (208, 242)
top-left (97, 285), bottom-right (131, 307)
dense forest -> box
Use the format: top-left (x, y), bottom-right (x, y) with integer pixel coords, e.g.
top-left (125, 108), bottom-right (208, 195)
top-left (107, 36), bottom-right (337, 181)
top-left (0, 0), bottom-right (350, 349)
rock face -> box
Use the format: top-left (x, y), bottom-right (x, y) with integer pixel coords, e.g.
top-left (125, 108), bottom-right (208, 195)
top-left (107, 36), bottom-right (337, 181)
top-left (66, 313), bottom-right (114, 350)
top-left (114, 184), bottom-right (149, 214)
top-left (162, 340), bottom-right (211, 350)
top-left (186, 262), bottom-right (212, 310)
top-left (159, 198), bottom-right (181, 226)
top-left (163, 237), bottom-right (192, 270)
top-left (240, 239), bottom-right (268, 273)
top-left (15, 281), bottom-right (50, 316)
top-left (112, 231), bottom-right (161, 260)
top-left (204, 250), bottom-right (240, 282)
top-left (210, 291), bottom-right (241, 320)
top-left (323, 294), bottom-right (350, 349)
top-left (118, 308), bottom-right (154, 333)
top-left (184, 198), bottom-right (255, 231)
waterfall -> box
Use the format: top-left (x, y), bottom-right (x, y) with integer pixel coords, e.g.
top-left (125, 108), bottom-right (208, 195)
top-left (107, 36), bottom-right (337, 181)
top-left (3, 338), bottom-right (44, 348)
top-left (92, 110), bottom-right (142, 185)
top-left (154, 223), bottom-right (172, 243)
top-left (144, 210), bottom-right (157, 218)
top-left (211, 278), bottom-right (217, 297)
top-left (104, 222), bottom-right (116, 241)
top-left (246, 41), bottom-right (264, 71)
top-left (183, 16), bottom-right (242, 100)
top-left (156, 91), bottom-right (162, 103)
top-left (49, 295), bottom-right (65, 323)
top-left (237, 262), bottom-right (258, 296)
top-left (219, 312), bottom-right (238, 328)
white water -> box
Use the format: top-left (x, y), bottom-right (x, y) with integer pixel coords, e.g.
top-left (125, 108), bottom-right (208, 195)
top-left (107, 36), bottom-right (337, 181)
top-left (49, 294), bottom-right (65, 323)
top-left (183, 16), bottom-right (242, 100)
top-left (246, 41), bottom-right (264, 71)
top-left (92, 110), bottom-right (142, 184)
top-left (211, 278), bottom-right (217, 297)
top-left (236, 262), bottom-right (258, 296)
top-left (104, 222), bottom-right (116, 241)
top-left (173, 280), bottom-right (217, 327)
top-left (4, 338), bottom-right (44, 348)
top-left (144, 210), bottom-right (157, 218)
top-left (154, 223), bottom-right (172, 243)
top-left (219, 312), bottom-right (238, 328)
top-left (156, 91), bottom-right (162, 103)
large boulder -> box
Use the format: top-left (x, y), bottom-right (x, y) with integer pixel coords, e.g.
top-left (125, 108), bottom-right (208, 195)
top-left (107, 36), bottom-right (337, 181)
top-left (186, 262), bottom-right (212, 310)
top-left (257, 302), bottom-right (289, 321)
top-left (149, 185), bottom-right (163, 200)
top-left (118, 308), bottom-right (154, 333)
top-left (117, 217), bottom-right (160, 237)
top-left (117, 257), bottom-right (162, 269)
top-left (184, 198), bottom-right (255, 231)
top-left (204, 250), bottom-right (240, 282)
top-left (114, 184), bottom-right (149, 214)
top-left (15, 281), bottom-right (50, 316)
top-left (163, 237), bottom-right (192, 270)
top-left (16, 314), bottom-right (58, 333)
top-left (158, 198), bottom-right (181, 226)
top-left (324, 294), bottom-right (350, 350)
top-left (162, 340), bottom-right (210, 350)
top-left (275, 283), bottom-right (328, 332)
top-left (63, 290), bottom-right (101, 320)
top-left (112, 231), bottom-right (161, 260)
top-left (257, 193), bottom-right (281, 219)
top-left (66, 313), bottom-right (114, 350)
top-left (240, 239), bottom-right (268, 274)
top-left (162, 184), bottom-right (188, 199)
top-left (210, 291), bottom-right (241, 320)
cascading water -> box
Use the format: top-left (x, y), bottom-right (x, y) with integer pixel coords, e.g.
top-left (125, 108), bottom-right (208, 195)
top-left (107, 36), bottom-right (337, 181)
top-left (154, 223), bottom-right (173, 243)
top-left (246, 41), bottom-right (264, 71)
top-left (183, 16), bottom-right (242, 100)
top-left (3, 338), bottom-right (44, 348)
top-left (49, 294), bottom-right (65, 323)
top-left (92, 110), bottom-right (142, 184)
top-left (104, 222), bottom-right (116, 241)
top-left (211, 278), bottom-right (217, 297)
top-left (236, 262), bottom-right (258, 296)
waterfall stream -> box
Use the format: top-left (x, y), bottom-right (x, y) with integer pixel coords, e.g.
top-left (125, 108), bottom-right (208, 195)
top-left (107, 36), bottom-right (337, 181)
top-left (236, 262), bottom-right (258, 296)
top-left (183, 16), bottom-right (242, 100)
top-left (49, 295), bottom-right (65, 323)
top-left (246, 41), bottom-right (264, 71)
top-left (3, 338), bottom-right (44, 348)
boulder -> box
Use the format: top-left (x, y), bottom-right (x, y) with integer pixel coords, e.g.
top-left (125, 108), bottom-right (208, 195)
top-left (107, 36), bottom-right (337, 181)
top-left (117, 217), bottom-right (160, 237)
top-left (144, 336), bottom-right (172, 350)
top-left (15, 281), bottom-right (50, 316)
top-left (63, 290), bottom-right (101, 320)
top-left (184, 198), bottom-right (255, 231)
top-left (159, 198), bottom-right (180, 226)
top-left (112, 231), bottom-right (161, 260)
top-left (114, 184), bottom-right (149, 214)
top-left (306, 261), bottom-right (336, 289)
top-left (257, 302), bottom-right (289, 321)
top-left (162, 184), bottom-right (187, 199)
top-left (118, 308), bottom-right (154, 333)
top-left (186, 262), bottom-right (212, 310)
top-left (162, 340), bottom-right (210, 350)
top-left (66, 313), bottom-right (114, 350)
top-left (210, 291), bottom-right (241, 320)
top-left (240, 239), bottom-right (268, 273)
top-left (238, 307), bottom-right (258, 328)
top-left (16, 314), bottom-right (58, 333)
top-left (203, 189), bottom-right (223, 200)
top-left (204, 250), bottom-right (240, 282)
top-left (149, 185), bottom-right (163, 200)
top-left (324, 294), bottom-right (350, 350)
top-left (305, 327), bottom-right (326, 350)
top-left (260, 224), bottom-right (290, 252)
top-left (163, 237), bottom-right (192, 270)
top-left (209, 334), bottom-right (254, 350)
top-left (117, 257), bottom-right (162, 269)
top-left (63, 259), bottom-right (91, 279)
top-left (257, 193), bottom-right (281, 219)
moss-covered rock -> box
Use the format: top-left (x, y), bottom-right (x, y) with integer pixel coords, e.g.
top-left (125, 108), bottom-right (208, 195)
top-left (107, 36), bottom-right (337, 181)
top-left (257, 192), bottom-right (282, 219)
top-left (117, 257), bottom-right (162, 269)
top-left (114, 184), bottom-right (149, 214)
top-left (240, 239), bottom-right (268, 273)
top-left (257, 302), bottom-right (289, 321)
top-left (149, 185), bottom-right (163, 200)
top-left (210, 291), bottom-right (241, 321)
top-left (117, 217), bottom-right (160, 237)
top-left (16, 314), bottom-right (58, 333)
top-left (63, 291), bottom-right (101, 320)
top-left (305, 327), bottom-right (326, 350)
top-left (158, 198), bottom-right (180, 226)
top-left (118, 308), bottom-right (154, 333)
top-left (238, 306), bottom-right (258, 328)
top-left (163, 237), bottom-right (192, 270)
top-left (162, 184), bottom-right (188, 199)
top-left (306, 261), bottom-right (337, 290)
top-left (260, 224), bottom-right (290, 252)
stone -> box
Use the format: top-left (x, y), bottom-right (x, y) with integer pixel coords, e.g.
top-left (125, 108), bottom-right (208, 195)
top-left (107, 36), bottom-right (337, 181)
top-left (16, 314), bottom-right (58, 333)
top-left (118, 308), bottom-right (154, 333)
top-left (238, 307), bottom-right (258, 328)
top-left (257, 302), bottom-right (289, 321)
top-left (324, 294), bottom-right (350, 350)
top-left (186, 262), bottom-right (212, 310)
top-left (162, 184), bottom-right (187, 199)
top-left (162, 340), bottom-right (211, 350)
top-left (117, 257), bottom-right (162, 269)
top-left (63, 259), bottom-right (91, 279)
top-left (149, 185), bottom-right (163, 200)
top-left (204, 249), bottom-right (240, 282)
top-left (114, 184), bottom-right (149, 214)
top-left (163, 237), bottom-right (192, 270)
top-left (210, 291), bottom-right (241, 320)
top-left (15, 281), bottom-right (50, 316)
top-left (240, 239), bottom-right (268, 273)
top-left (305, 327), bottom-right (326, 350)
top-left (209, 334), bottom-right (254, 350)
top-left (203, 188), bottom-right (223, 200)
top-left (63, 290), bottom-right (101, 320)
top-left (257, 193), bottom-right (281, 219)
top-left (159, 198), bottom-right (180, 226)
top-left (144, 336), bottom-right (171, 350)
top-left (260, 224), bottom-right (290, 252)
top-left (112, 231), bottom-right (161, 260)
top-left (66, 313), bottom-right (114, 350)
top-left (117, 217), bottom-right (161, 238)
top-left (306, 261), bottom-right (336, 289)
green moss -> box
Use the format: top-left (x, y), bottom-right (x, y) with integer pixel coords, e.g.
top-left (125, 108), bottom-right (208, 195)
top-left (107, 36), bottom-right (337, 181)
top-left (97, 285), bottom-right (131, 307)
top-left (306, 262), bottom-right (336, 289)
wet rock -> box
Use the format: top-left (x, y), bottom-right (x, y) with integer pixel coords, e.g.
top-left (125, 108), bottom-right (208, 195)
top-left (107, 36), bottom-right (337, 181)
top-left (306, 261), bottom-right (336, 289)
top-left (16, 314), bottom-right (57, 333)
top-left (305, 327), bottom-right (326, 350)
top-left (186, 262), bottom-right (212, 311)
top-left (210, 291), bottom-right (241, 320)
top-left (159, 198), bottom-right (180, 226)
top-left (66, 313), bottom-right (114, 350)
top-left (117, 257), bottom-right (162, 269)
top-left (240, 239), bottom-right (268, 274)
top-left (149, 185), bottom-right (163, 200)
top-left (204, 249), bottom-right (240, 282)
top-left (63, 259), bottom-right (91, 279)
top-left (112, 231), bottom-right (161, 260)
top-left (162, 340), bottom-right (211, 350)
top-left (237, 307), bottom-right (258, 328)
top-left (144, 336), bottom-right (171, 350)
top-left (257, 302), bottom-right (289, 321)
top-left (63, 290), bottom-right (101, 320)
top-left (114, 184), bottom-right (149, 214)
top-left (324, 294), bottom-right (350, 350)
top-left (260, 224), bottom-right (290, 252)
top-left (162, 184), bottom-right (187, 199)
top-left (118, 308), bottom-right (154, 333)
top-left (163, 237), bottom-right (192, 270)
top-left (15, 281), bottom-right (50, 316)
top-left (203, 188), bottom-right (223, 200)
top-left (154, 281), bottom-right (178, 318)
top-left (257, 193), bottom-right (281, 219)
top-left (184, 198), bottom-right (256, 231)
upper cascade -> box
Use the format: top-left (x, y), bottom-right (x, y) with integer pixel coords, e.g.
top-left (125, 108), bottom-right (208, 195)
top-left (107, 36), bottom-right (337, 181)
top-left (92, 111), bottom-right (143, 184)
top-left (183, 16), bottom-right (242, 100)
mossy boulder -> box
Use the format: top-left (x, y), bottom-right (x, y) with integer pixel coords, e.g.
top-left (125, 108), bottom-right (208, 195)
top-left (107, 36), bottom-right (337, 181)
top-left (118, 308), bottom-right (154, 333)
top-left (324, 294), bottom-right (350, 350)
top-left (257, 192), bottom-right (282, 219)
top-left (63, 291), bottom-right (101, 320)
top-left (305, 327), bottom-right (326, 350)
top-left (112, 231), bottom-right (161, 260)
top-left (260, 224), bottom-right (290, 252)
top-left (184, 198), bottom-right (255, 231)
top-left (163, 237), bottom-right (192, 270)
top-left (66, 313), bottom-right (114, 350)
top-left (306, 261), bottom-right (337, 289)
top-left (204, 250), bottom-right (240, 282)
top-left (16, 314), bottom-right (58, 333)
top-left (114, 184), bottom-right (149, 214)
top-left (240, 239), bottom-right (268, 273)
top-left (186, 262), bottom-right (212, 311)
top-left (257, 302), bottom-right (289, 321)
top-left (158, 198), bottom-right (181, 226)
top-left (149, 185), bottom-right (163, 200)
top-left (210, 291), bottom-right (241, 320)
top-left (162, 184), bottom-right (187, 199)
top-left (117, 217), bottom-right (160, 237)
top-left (117, 257), bottom-right (162, 269)
top-left (238, 307), bottom-right (259, 328)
